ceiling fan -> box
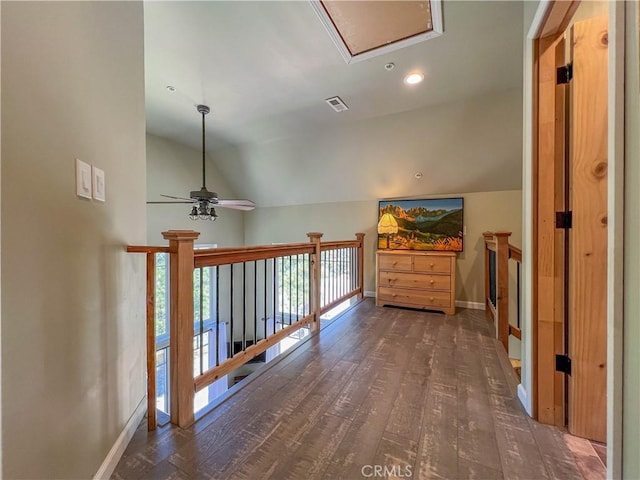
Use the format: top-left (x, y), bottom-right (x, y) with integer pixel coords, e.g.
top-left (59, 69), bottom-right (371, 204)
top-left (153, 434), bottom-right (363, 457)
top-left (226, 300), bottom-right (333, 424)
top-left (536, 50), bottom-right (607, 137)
top-left (147, 104), bottom-right (255, 220)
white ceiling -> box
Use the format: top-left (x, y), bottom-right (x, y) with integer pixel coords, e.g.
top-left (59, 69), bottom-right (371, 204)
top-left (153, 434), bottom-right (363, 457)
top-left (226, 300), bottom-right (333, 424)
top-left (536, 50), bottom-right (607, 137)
top-left (144, 1), bottom-right (525, 206)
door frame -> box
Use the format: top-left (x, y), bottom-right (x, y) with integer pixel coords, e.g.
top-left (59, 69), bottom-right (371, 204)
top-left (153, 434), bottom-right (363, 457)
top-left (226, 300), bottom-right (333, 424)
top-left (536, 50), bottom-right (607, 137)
top-left (521, 0), bottom-right (625, 476)
top-left (534, 26), bottom-right (569, 430)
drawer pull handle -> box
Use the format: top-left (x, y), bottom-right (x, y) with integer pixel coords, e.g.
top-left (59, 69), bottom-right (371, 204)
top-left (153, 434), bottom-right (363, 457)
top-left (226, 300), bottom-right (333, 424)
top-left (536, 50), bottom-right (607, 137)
top-left (430, 263), bottom-right (435, 267)
top-left (429, 297), bottom-right (434, 302)
top-left (429, 280), bottom-right (435, 284)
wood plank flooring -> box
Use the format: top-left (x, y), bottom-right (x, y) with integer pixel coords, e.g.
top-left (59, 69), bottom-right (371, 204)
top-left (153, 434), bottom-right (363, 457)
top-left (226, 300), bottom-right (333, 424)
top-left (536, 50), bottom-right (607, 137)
top-left (113, 300), bottom-right (586, 480)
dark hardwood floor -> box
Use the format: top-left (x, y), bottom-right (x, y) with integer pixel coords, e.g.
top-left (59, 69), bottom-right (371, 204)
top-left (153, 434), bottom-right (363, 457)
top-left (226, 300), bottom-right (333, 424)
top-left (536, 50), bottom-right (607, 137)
top-left (113, 299), bottom-right (587, 480)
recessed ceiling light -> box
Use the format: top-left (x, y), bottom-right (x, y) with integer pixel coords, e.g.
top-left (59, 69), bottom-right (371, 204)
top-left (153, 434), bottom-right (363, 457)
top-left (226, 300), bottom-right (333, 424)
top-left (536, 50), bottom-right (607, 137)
top-left (166, 85), bottom-right (177, 93)
top-left (384, 63), bottom-right (395, 71)
top-left (415, 172), bottom-right (423, 179)
top-left (404, 73), bottom-right (424, 85)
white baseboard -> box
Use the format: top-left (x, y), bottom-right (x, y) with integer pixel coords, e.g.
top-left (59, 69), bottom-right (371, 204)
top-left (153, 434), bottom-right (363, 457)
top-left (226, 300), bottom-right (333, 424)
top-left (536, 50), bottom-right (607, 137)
top-left (455, 300), bottom-right (485, 310)
top-left (517, 384), bottom-right (532, 416)
top-left (364, 290), bottom-right (375, 298)
top-left (94, 396), bottom-right (147, 480)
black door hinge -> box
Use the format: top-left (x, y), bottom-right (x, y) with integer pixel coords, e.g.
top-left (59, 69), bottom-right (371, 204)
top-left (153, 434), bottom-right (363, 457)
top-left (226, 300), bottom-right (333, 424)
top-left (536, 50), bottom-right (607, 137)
top-left (556, 354), bottom-right (572, 375)
top-left (557, 63), bottom-right (573, 84)
top-left (556, 211), bottom-right (573, 229)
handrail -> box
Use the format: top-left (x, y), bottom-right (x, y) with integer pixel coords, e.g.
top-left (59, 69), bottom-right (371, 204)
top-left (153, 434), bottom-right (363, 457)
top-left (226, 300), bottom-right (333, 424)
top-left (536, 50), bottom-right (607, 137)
top-left (483, 231), bottom-right (522, 364)
top-left (194, 243), bottom-right (315, 268)
top-left (320, 289), bottom-right (361, 316)
top-left (320, 240), bottom-right (361, 250)
top-left (194, 314), bottom-right (315, 391)
top-left (128, 230), bottom-right (365, 429)
top-left (126, 246), bottom-right (170, 254)
top-left (509, 245), bottom-right (522, 263)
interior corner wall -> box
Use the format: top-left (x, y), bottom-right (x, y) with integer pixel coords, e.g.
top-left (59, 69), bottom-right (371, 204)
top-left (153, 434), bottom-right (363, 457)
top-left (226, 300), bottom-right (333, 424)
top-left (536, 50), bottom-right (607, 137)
top-left (520, 0), bottom-right (543, 418)
top-left (1, 2), bottom-right (146, 478)
top-left (146, 133), bottom-right (244, 247)
top-left (243, 190), bottom-right (522, 304)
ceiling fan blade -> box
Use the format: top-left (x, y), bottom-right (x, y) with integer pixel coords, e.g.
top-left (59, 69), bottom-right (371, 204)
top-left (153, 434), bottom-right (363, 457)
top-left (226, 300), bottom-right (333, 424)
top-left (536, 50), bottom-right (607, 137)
top-left (216, 199), bottom-right (256, 211)
top-left (161, 194), bottom-right (194, 201)
top-left (147, 201), bottom-right (194, 204)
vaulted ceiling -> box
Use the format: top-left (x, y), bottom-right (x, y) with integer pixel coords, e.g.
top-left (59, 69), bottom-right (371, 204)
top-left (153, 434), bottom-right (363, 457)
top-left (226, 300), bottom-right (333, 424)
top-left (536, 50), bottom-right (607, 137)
top-left (144, 1), bottom-right (525, 207)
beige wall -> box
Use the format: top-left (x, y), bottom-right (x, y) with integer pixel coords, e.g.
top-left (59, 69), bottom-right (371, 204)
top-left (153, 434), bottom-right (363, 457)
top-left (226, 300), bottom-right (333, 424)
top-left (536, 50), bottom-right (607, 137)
top-left (623, 1), bottom-right (640, 476)
top-left (1, 2), bottom-right (146, 478)
top-left (213, 88), bottom-right (523, 209)
top-left (244, 190), bottom-right (522, 305)
top-left (147, 134), bottom-right (244, 247)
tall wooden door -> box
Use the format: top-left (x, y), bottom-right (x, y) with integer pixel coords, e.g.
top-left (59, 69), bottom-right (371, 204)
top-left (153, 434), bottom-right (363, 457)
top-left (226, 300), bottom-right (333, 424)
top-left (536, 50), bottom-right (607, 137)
top-left (567, 15), bottom-right (608, 443)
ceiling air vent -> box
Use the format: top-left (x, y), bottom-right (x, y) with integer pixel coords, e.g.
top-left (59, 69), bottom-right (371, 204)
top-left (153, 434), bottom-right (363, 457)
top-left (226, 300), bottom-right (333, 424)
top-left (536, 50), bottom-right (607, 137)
top-left (325, 96), bottom-right (349, 112)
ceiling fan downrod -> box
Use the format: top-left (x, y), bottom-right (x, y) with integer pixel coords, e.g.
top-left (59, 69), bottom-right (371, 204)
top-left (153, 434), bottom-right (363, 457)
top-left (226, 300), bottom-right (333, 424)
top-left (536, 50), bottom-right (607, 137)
top-left (197, 104), bottom-right (210, 190)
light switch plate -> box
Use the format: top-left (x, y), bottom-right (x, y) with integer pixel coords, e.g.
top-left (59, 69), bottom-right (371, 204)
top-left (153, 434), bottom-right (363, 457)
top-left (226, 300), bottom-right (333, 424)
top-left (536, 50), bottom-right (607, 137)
top-left (92, 166), bottom-right (105, 202)
top-left (76, 159), bottom-right (92, 199)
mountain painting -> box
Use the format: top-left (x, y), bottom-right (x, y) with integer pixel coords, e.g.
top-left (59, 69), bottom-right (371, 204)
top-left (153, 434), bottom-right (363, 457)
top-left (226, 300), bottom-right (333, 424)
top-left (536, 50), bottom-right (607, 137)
top-left (378, 198), bottom-right (464, 252)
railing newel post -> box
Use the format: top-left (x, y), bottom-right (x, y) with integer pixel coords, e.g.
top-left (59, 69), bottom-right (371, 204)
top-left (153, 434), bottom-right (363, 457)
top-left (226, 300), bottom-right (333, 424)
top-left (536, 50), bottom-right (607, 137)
top-left (483, 232), bottom-right (494, 314)
top-left (355, 233), bottom-right (365, 299)
top-left (307, 232), bottom-right (323, 333)
top-left (494, 231), bottom-right (512, 353)
top-left (162, 229), bottom-right (200, 428)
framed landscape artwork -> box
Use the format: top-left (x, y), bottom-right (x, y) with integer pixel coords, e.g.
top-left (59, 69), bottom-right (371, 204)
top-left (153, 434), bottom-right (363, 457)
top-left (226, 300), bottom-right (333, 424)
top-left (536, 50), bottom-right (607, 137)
top-left (377, 197), bottom-right (464, 252)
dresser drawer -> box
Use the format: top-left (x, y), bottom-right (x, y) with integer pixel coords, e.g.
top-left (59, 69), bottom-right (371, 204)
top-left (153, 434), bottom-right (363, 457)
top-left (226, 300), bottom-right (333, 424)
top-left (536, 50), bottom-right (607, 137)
top-left (378, 287), bottom-right (452, 309)
top-left (413, 255), bottom-right (451, 274)
top-left (378, 254), bottom-right (412, 272)
top-left (379, 271), bottom-right (451, 291)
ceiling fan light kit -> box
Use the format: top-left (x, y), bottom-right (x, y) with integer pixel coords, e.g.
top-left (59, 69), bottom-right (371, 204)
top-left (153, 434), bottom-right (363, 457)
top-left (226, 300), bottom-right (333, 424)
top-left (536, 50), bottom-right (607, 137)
top-left (147, 104), bottom-right (256, 220)
top-left (190, 204), bottom-right (218, 221)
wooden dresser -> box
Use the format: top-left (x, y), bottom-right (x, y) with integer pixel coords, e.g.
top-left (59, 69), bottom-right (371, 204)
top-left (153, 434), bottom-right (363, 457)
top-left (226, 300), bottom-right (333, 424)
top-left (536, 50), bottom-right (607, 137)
top-left (376, 250), bottom-right (456, 315)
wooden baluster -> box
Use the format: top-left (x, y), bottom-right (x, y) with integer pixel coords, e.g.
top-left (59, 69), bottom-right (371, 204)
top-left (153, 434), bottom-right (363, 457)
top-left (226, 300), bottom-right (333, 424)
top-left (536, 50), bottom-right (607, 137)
top-left (307, 232), bottom-right (323, 333)
top-left (162, 230), bottom-right (200, 428)
top-left (146, 252), bottom-right (157, 431)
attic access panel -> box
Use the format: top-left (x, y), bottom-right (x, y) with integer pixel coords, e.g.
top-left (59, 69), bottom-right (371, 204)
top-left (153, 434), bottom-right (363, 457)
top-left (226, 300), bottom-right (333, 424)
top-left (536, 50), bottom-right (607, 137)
top-left (310, 0), bottom-right (443, 64)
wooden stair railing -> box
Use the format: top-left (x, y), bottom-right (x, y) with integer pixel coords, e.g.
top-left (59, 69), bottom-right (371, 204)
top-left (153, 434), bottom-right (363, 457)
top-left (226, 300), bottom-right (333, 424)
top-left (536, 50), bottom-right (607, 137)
top-left (127, 231), bottom-right (364, 429)
top-left (483, 231), bottom-right (522, 358)
top-left (125, 245), bottom-right (170, 431)
top-left (507, 243), bottom-right (522, 342)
